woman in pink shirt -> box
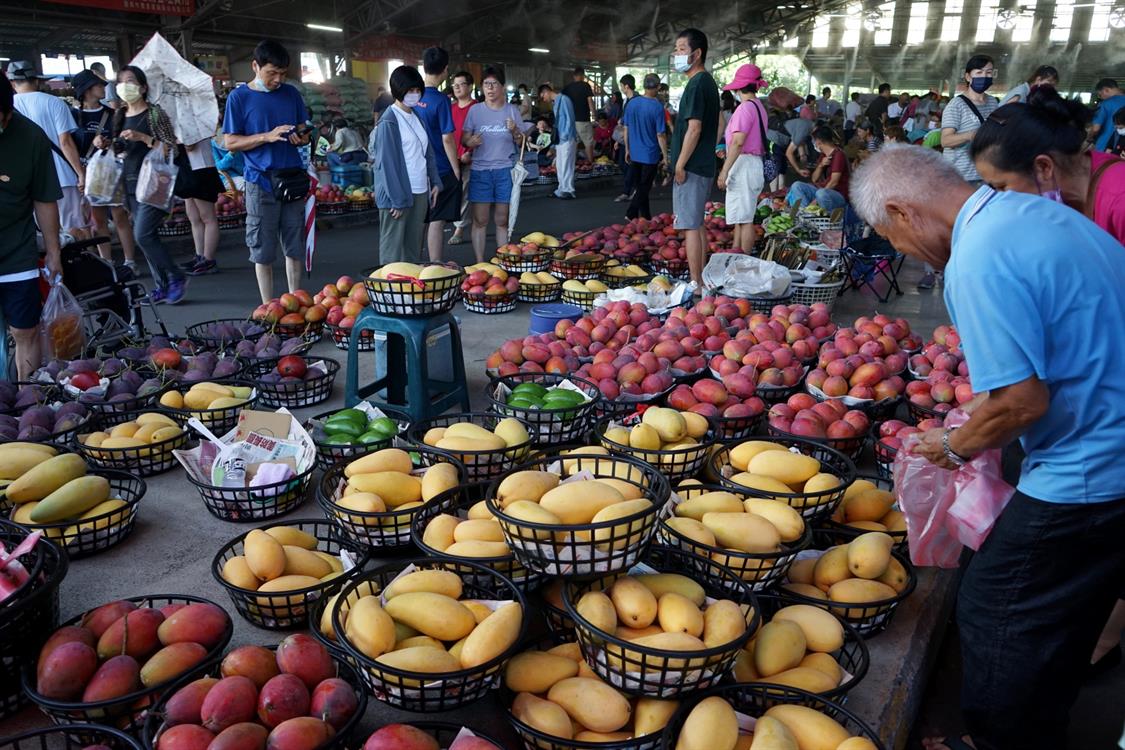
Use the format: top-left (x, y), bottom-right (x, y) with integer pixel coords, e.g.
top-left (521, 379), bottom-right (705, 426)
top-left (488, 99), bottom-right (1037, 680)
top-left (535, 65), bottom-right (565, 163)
top-left (972, 85), bottom-right (1125, 245)
top-left (717, 64), bottom-right (770, 251)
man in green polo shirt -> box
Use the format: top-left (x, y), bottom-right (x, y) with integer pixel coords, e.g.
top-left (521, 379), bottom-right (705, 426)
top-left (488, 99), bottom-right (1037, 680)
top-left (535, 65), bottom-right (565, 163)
top-left (0, 79), bottom-right (62, 378)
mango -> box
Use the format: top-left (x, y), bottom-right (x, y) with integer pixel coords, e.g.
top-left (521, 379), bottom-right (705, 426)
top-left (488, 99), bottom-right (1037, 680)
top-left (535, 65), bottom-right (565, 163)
top-left (755, 665), bottom-right (838, 693)
top-left (730, 440), bottom-right (787, 471)
top-left (141, 642), bottom-right (209, 687)
top-left (384, 592), bottom-right (476, 641)
top-left (461, 600), bottom-right (493, 624)
top-left (610, 577), bottom-right (658, 628)
top-left (732, 648), bottom-right (758, 682)
top-left (346, 472), bottom-right (421, 507)
top-left (665, 517), bottom-right (717, 547)
top-left (627, 633), bottom-right (707, 669)
top-left (628, 423), bottom-right (662, 450)
top-left (0, 447), bottom-right (55, 480)
top-left (256, 576), bottom-right (321, 611)
top-left (36, 626), bottom-right (96, 680)
top-left (244, 529), bottom-right (286, 581)
top-left (97, 606), bottom-right (165, 660)
top-left (164, 676), bottom-right (219, 726)
top-left (82, 599), bottom-right (137, 637)
top-left (158, 602), bottom-right (229, 649)
top-left (847, 532), bottom-right (894, 579)
top-left (207, 396), bottom-right (248, 410)
top-left (29, 475), bottom-right (110, 523)
top-left (257, 673), bottom-right (311, 728)
top-left (804, 473), bottom-right (841, 493)
top-left (634, 573), bottom-right (706, 607)
top-left (876, 556), bottom-right (910, 593)
top-left (493, 417), bottom-right (530, 449)
top-left (61, 498), bottom-right (130, 537)
top-left (275, 634), bottom-right (335, 690)
top-left (453, 518), bottom-right (505, 543)
top-left (345, 448), bottom-right (413, 476)
top-left (812, 547), bottom-right (851, 592)
top-left (466, 500), bottom-right (493, 519)
top-left (656, 592), bottom-right (703, 637)
top-left (616, 624), bottom-right (664, 640)
top-left (836, 738), bottom-right (879, 750)
top-left (151, 426), bottom-right (185, 443)
top-left (459, 601), bottom-right (522, 668)
top-left (36, 640), bottom-right (98, 699)
top-left (641, 407), bottom-right (687, 442)
top-left (223, 556), bottom-right (260, 590)
top-left (772, 604), bottom-right (844, 653)
top-left (748, 450), bottom-right (820, 485)
top-left (762, 704), bottom-right (850, 750)
top-left (443, 540), bottom-right (511, 558)
top-left (264, 526), bottom-right (318, 549)
top-left (420, 462), bottom-right (458, 501)
top-left (421, 427), bottom-right (446, 446)
top-left (787, 558), bottom-right (817, 585)
top-left (421, 514), bottom-right (459, 551)
top-left (199, 675), bottom-right (259, 732)
top-left (748, 716), bottom-right (798, 750)
top-left (384, 569), bottom-right (463, 600)
top-left (702, 599), bottom-right (748, 648)
top-left (590, 498), bottom-right (653, 551)
top-left (828, 578), bottom-right (898, 605)
top-left (881, 509), bottom-right (907, 533)
top-left (375, 646), bottom-right (461, 674)
top-left (512, 692), bottom-right (572, 739)
top-left (505, 500), bottom-right (563, 539)
top-left (282, 546), bottom-right (332, 579)
top-left (784, 583), bottom-right (829, 600)
top-left (634, 697), bottom-right (679, 737)
top-left (674, 491), bottom-right (744, 520)
top-left (6, 453), bottom-right (87, 505)
top-left (344, 596), bottom-right (396, 659)
top-left (753, 620), bottom-right (806, 678)
top-left (539, 481), bottom-right (624, 524)
top-left (800, 652), bottom-right (843, 685)
top-left (394, 635), bottom-right (445, 651)
top-left (743, 499), bottom-right (805, 542)
top-left (843, 489), bottom-right (895, 523)
top-left (156, 724), bottom-right (215, 750)
top-left (437, 434), bottom-right (507, 453)
top-left (209, 723), bottom-right (268, 750)
top-left (221, 645), bottom-right (279, 688)
top-left (729, 473), bottom-right (794, 500)
top-left (594, 477), bottom-right (644, 500)
top-left (576, 591), bottom-right (618, 634)
top-left (547, 677), bottom-right (632, 733)
top-left (504, 650), bottom-right (579, 693)
top-left (702, 512), bottom-right (781, 553)
top-left (334, 493), bottom-right (386, 524)
top-left (264, 717), bottom-right (335, 750)
top-left (675, 695), bottom-right (738, 750)
top-left (309, 678), bottom-right (358, 730)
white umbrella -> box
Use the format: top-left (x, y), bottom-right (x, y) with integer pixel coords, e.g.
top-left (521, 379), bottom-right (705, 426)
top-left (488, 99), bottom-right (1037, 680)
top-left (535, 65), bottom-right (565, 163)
top-left (508, 138), bottom-right (530, 237)
top-left (130, 33), bottom-right (219, 148)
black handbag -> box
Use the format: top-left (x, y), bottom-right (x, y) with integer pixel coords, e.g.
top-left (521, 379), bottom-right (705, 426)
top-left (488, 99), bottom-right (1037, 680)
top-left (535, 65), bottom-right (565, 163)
top-left (268, 167), bottom-right (311, 202)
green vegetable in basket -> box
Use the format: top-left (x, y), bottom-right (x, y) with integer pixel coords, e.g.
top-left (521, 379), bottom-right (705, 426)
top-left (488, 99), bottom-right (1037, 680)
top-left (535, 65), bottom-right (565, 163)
top-left (366, 416), bottom-right (399, 439)
top-left (320, 408), bottom-right (398, 446)
top-left (323, 419), bottom-right (363, 439)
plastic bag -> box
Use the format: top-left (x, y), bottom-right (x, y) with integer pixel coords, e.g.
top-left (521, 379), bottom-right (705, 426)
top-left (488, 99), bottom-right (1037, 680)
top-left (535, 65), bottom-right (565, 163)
top-left (40, 274), bottom-right (86, 360)
top-left (135, 145), bottom-right (178, 211)
top-left (702, 254), bottom-right (791, 298)
top-left (85, 149), bottom-right (123, 206)
top-left (892, 409), bottom-right (1015, 567)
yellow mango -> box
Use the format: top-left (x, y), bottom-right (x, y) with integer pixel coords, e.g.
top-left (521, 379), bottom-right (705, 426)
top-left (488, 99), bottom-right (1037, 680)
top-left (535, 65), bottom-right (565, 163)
top-left (702, 512), bottom-right (781, 553)
top-left (420, 462), bottom-right (458, 501)
top-left (804, 473), bottom-right (841, 493)
top-left (244, 529), bottom-right (286, 581)
top-left (610, 577), bottom-right (658, 628)
top-left (665, 517), bottom-right (717, 547)
top-left (436, 434), bottom-right (507, 453)
top-left (753, 620), bottom-right (806, 677)
top-left (108, 421), bottom-right (139, 438)
top-left (461, 600), bottom-right (494, 624)
top-left (828, 578), bottom-right (897, 604)
top-left (812, 547), bottom-right (851, 592)
top-left (222, 555), bottom-right (259, 589)
top-left (496, 470), bottom-right (560, 506)
top-left (748, 450), bottom-right (821, 485)
top-left (512, 692), bottom-right (572, 739)
top-left (640, 407), bottom-right (687, 442)
top-left (452, 518), bottom-right (504, 543)
top-left (345, 595), bottom-right (397, 658)
top-left (657, 592), bottom-right (703, 637)
top-left (576, 591), bottom-right (618, 634)
top-left (756, 665), bottom-right (838, 693)
top-left (762, 705), bottom-right (850, 750)
top-left (255, 575), bottom-right (321, 610)
top-left (800, 652), bottom-right (843, 685)
top-left (493, 417), bottom-right (530, 449)
top-left (443, 540), bottom-right (511, 558)
top-left (384, 569), bottom-right (463, 600)
top-left (459, 601), bottom-right (522, 668)
top-left (547, 677), bottom-right (632, 733)
top-left (314, 551), bottom-right (342, 572)
top-left (182, 390), bottom-right (218, 410)
top-left (836, 738), bottom-right (879, 750)
top-left (334, 492), bottom-right (386, 525)
top-left (783, 583), bottom-right (828, 600)
top-left (421, 513), bottom-right (459, 551)
top-left (394, 635), bottom-right (446, 651)
top-left (729, 440), bottom-right (788, 471)
top-left (773, 604), bottom-right (844, 652)
top-left (634, 573), bottom-right (706, 607)
top-left (149, 426), bottom-right (184, 443)
top-left (628, 423), bottom-right (662, 451)
top-left (30, 475), bottom-right (111, 523)
top-left (282, 545), bottom-right (332, 579)
top-left (743, 499), bottom-right (805, 543)
top-left (505, 500), bottom-right (563, 539)
top-left (681, 411), bottom-right (710, 439)
top-left (60, 498), bottom-right (129, 536)
top-left (384, 592), bottom-right (476, 641)
top-left (675, 695), bottom-right (738, 750)
top-left (539, 480), bottom-right (625, 525)
top-left (634, 697), bottom-right (679, 737)
top-left (189, 382), bottom-right (233, 396)
top-left (843, 489), bottom-right (895, 522)
top-left (346, 448), bottom-right (414, 477)
top-left (131, 423), bottom-right (164, 443)
top-left (0, 448), bottom-right (56, 481)
top-left (6, 453), bottom-right (87, 504)
top-left (788, 558), bottom-right (817, 585)
top-left (675, 490), bottom-right (746, 521)
top-left (81, 432), bottom-right (109, 449)
top-left (590, 498), bottom-right (653, 550)
top-left (375, 646), bottom-right (461, 674)
top-left (847, 532), bottom-right (894, 579)
top-left (702, 599), bottom-right (748, 648)
top-left (421, 427), bottom-right (446, 446)
top-left (748, 715), bottom-right (799, 750)
top-left (876, 556), bottom-right (910, 593)
top-left (346, 472), bottom-right (421, 507)
top-left (265, 525), bottom-right (318, 549)
top-left (159, 391), bottom-right (184, 409)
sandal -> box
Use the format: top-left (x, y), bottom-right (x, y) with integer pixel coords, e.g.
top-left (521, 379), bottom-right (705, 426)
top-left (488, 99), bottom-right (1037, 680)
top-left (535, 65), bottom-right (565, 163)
top-left (448, 233), bottom-right (464, 245)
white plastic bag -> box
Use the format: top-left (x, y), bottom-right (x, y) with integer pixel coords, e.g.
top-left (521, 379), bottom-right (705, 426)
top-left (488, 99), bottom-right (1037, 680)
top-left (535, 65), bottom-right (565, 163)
top-left (702, 254), bottom-right (791, 297)
top-left (85, 150), bottom-right (123, 206)
top-left (135, 146), bottom-right (177, 211)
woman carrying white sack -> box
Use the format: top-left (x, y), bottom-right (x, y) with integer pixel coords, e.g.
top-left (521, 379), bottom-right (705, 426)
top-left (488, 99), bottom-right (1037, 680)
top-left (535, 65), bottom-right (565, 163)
top-left (717, 64), bottom-right (770, 252)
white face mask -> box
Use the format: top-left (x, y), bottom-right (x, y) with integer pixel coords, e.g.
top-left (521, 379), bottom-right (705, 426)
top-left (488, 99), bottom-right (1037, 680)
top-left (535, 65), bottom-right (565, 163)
top-left (672, 53), bottom-right (692, 73)
top-left (403, 92), bottom-right (422, 108)
top-left (1117, 126), bottom-right (1125, 136)
top-left (118, 82), bottom-right (143, 103)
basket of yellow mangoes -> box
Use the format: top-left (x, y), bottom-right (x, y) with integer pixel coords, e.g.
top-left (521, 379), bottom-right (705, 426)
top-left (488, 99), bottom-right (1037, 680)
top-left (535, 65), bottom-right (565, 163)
top-left (158, 381), bottom-right (257, 436)
top-left (363, 262), bottom-right (464, 316)
top-left (76, 410), bottom-right (188, 476)
top-left (595, 408), bottom-right (716, 484)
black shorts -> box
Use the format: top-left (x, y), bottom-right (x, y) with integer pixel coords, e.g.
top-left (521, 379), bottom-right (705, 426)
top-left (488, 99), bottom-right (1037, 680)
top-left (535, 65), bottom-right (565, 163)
top-left (177, 166), bottom-right (226, 203)
top-left (426, 171), bottom-right (462, 223)
top-left (0, 277), bottom-right (44, 329)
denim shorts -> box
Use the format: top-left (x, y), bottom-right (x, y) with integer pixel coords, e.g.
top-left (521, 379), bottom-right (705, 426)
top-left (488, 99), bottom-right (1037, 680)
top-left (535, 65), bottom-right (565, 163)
top-left (0, 277), bottom-right (44, 329)
top-left (673, 171), bottom-right (711, 230)
top-left (467, 167), bottom-right (513, 204)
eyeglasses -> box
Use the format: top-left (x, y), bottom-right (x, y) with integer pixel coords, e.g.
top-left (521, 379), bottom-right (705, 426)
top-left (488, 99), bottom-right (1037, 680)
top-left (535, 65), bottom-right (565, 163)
top-left (482, 81), bottom-right (502, 88)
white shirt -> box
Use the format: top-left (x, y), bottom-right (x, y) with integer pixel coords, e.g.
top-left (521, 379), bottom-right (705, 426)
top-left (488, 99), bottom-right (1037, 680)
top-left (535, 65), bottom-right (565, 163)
top-left (390, 105), bottom-right (430, 194)
top-left (14, 91), bottom-right (79, 188)
top-left (887, 102), bottom-right (903, 119)
top-left (845, 100), bottom-right (861, 125)
top-left (186, 139), bottom-right (216, 170)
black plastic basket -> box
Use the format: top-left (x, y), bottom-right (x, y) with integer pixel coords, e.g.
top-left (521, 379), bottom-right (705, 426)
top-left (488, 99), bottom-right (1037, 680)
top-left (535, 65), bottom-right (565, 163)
top-left (766, 420), bottom-right (869, 463)
top-left (754, 378), bottom-right (806, 405)
top-left (254, 358), bottom-right (339, 409)
top-left (331, 558), bottom-right (528, 711)
top-left (76, 416), bottom-right (189, 476)
top-left (660, 684), bottom-right (885, 749)
top-left (82, 381), bottom-right (176, 426)
top-left (564, 545), bottom-right (760, 697)
top-left (752, 594), bottom-right (870, 700)
top-left (549, 255), bottom-right (606, 281)
top-left (185, 318), bottom-right (266, 350)
top-left (272, 317), bottom-right (325, 342)
top-left (211, 518), bottom-right (372, 629)
top-left (907, 398), bottom-right (953, 424)
top-left (485, 452), bottom-right (669, 578)
top-left (317, 449), bottom-right (465, 550)
top-left (594, 417), bottom-right (716, 484)
top-left (410, 495), bottom-right (550, 594)
top-left (594, 398), bottom-right (641, 423)
top-left (13, 470), bottom-right (144, 558)
top-left (363, 265), bottom-right (464, 316)
top-left (818, 474), bottom-right (907, 552)
top-left (241, 339), bottom-right (317, 378)
top-left (160, 383), bottom-right (258, 437)
top-left (502, 680), bottom-right (661, 750)
top-left (188, 463), bottom-right (314, 523)
top-left (0, 521), bottom-right (67, 721)
top-left (463, 289), bottom-right (518, 314)
top-left (711, 437), bottom-right (856, 523)
top-left (777, 548), bottom-right (917, 637)
top-left (326, 322), bottom-right (377, 352)
top-left (487, 373), bottom-right (602, 446)
top-left (744, 291), bottom-right (796, 314)
top-left (141, 642), bottom-right (368, 750)
top-left (537, 580), bottom-right (575, 635)
top-left (711, 408), bottom-right (766, 442)
top-left (561, 287), bottom-right (600, 312)
top-left (871, 427), bottom-right (899, 480)
top-left (307, 406), bottom-right (410, 470)
top-left (22, 594), bottom-right (233, 734)
top-left (659, 483), bottom-right (811, 593)
top-left (600, 269), bottom-right (653, 289)
top-left (318, 201), bottom-right (348, 216)
top-left (646, 256), bottom-right (690, 280)
top-left (516, 280), bottom-right (563, 303)
top-left (496, 248), bottom-right (553, 273)
top-left (407, 412), bottom-right (534, 485)
top-left (0, 724), bottom-right (143, 750)
top-left (22, 409), bottom-right (97, 449)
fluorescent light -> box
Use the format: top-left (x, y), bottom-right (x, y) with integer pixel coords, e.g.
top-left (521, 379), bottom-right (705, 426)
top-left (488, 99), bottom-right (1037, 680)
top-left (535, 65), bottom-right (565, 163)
top-left (307, 23), bottom-right (343, 32)
top-left (528, 47), bottom-right (550, 53)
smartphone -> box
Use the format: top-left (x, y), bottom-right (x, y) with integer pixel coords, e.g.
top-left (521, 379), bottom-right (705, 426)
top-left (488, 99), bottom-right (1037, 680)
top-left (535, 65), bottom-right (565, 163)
top-left (295, 123), bottom-right (315, 137)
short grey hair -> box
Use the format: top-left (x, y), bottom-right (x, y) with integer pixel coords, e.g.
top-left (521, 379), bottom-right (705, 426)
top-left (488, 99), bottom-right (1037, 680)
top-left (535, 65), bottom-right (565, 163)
top-left (851, 143), bottom-right (968, 226)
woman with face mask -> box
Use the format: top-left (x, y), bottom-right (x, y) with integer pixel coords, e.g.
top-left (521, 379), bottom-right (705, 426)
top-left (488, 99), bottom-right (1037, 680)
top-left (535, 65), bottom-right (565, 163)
top-left (940, 54), bottom-right (999, 185)
top-left (108, 65), bottom-right (188, 304)
top-left (972, 85), bottom-right (1125, 245)
top-left (785, 125), bottom-right (850, 214)
top-left (371, 65), bottom-right (440, 265)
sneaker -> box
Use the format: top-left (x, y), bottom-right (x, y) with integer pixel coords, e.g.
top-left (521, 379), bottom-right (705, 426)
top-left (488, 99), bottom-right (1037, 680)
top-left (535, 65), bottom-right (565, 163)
top-left (123, 260), bottom-right (141, 277)
top-left (164, 278), bottom-right (187, 305)
top-left (179, 254), bottom-right (204, 271)
top-left (187, 259), bottom-right (218, 276)
top-left (564, 192), bottom-right (576, 199)
top-left (553, 190), bottom-right (569, 199)
top-left (149, 286), bottom-right (167, 304)
top-left (917, 272), bottom-right (935, 290)
top-left (613, 193), bottom-right (630, 203)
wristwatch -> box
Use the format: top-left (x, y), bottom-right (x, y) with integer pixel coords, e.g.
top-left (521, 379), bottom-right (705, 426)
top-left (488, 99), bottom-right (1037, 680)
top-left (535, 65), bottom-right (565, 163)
top-left (942, 428), bottom-right (969, 467)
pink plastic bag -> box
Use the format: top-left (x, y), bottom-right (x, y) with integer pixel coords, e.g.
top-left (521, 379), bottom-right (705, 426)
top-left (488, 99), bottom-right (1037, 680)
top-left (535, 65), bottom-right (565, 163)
top-left (892, 409), bottom-right (1015, 567)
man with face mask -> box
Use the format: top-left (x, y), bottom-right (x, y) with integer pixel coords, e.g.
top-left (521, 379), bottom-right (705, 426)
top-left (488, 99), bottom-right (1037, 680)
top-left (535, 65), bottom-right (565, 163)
top-left (668, 28), bottom-right (719, 289)
top-left (940, 54), bottom-right (999, 186)
top-left (222, 40), bottom-right (311, 304)
top-left (853, 143), bottom-right (1125, 750)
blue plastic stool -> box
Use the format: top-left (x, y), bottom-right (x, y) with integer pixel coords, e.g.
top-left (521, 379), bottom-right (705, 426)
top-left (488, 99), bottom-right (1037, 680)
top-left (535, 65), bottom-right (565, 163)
top-left (0, 308), bottom-right (8, 381)
top-left (344, 308), bottom-right (471, 422)
top-left (528, 303), bottom-right (583, 335)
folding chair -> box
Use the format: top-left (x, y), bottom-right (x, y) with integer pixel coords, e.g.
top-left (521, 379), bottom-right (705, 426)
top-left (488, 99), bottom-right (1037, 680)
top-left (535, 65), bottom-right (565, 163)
top-left (841, 234), bottom-right (906, 304)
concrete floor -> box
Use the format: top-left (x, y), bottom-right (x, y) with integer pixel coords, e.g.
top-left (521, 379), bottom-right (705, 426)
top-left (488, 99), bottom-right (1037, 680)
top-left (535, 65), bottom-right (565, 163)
top-left (3, 182), bottom-right (1121, 748)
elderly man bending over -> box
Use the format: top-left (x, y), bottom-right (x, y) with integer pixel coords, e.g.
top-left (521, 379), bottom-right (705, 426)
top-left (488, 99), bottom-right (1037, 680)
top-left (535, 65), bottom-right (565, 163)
top-left (852, 144), bottom-right (1125, 750)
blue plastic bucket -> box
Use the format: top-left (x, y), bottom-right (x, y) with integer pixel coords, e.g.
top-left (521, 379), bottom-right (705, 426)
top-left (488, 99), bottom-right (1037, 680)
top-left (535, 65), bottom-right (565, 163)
top-left (529, 303), bottom-right (584, 335)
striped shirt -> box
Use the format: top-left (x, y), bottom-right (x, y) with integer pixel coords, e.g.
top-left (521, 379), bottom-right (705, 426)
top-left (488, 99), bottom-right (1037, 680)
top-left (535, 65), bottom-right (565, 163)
top-left (941, 94), bottom-right (998, 182)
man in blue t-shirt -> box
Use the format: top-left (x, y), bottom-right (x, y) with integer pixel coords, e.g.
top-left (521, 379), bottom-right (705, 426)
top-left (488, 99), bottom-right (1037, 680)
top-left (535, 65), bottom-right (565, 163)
top-left (851, 144), bottom-right (1125, 750)
top-left (622, 74), bottom-right (668, 221)
top-left (223, 39), bottom-right (311, 304)
top-left (416, 47), bottom-right (460, 262)
top-left (1091, 78), bottom-right (1125, 152)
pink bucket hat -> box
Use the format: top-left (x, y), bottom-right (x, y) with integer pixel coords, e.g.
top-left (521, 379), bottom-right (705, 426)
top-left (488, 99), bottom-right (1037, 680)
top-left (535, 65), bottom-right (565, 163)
top-left (723, 64), bottom-right (769, 92)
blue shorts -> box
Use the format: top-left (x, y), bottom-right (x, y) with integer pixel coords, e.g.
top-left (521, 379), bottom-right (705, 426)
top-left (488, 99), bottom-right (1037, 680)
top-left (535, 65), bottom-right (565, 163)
top-left (468, 167), bottom-right (513, 204)
top-left (0, 277), bottom-right (44, 329)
